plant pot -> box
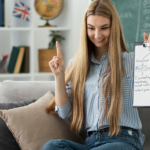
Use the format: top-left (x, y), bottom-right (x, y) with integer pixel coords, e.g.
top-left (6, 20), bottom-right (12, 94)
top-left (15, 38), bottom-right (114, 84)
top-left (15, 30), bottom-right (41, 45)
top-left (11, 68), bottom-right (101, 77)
top-left (38, 49), bottom-right (57, 72)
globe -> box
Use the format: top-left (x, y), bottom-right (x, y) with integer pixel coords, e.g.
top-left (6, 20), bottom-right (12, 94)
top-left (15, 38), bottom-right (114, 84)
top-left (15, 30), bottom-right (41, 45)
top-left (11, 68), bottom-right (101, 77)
top-left (34, 0), bottom-right (64, 27)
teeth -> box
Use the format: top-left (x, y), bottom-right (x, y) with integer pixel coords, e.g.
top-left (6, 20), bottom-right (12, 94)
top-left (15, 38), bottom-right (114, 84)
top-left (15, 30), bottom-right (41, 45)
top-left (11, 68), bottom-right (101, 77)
top-left (96, 39), bottom-right (104, 42)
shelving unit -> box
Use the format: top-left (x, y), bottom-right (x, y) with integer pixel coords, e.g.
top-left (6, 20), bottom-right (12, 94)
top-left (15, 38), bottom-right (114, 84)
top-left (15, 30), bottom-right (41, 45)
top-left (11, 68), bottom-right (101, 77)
top-left (0, 0), bottom-right (73, 81)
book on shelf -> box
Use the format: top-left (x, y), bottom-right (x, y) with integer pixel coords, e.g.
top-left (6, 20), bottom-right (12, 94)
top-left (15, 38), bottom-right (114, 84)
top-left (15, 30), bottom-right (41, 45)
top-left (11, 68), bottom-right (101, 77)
top-left (7, 46), bottom-right (30, 74)
top-left (13, 47), bottom-right (25, 74)
top-left (20, 46), bottom-right (30, 73)
top-left (0, 0), bottom-right (4, 27)
top-left (7, 46), bottom-right (20, 73)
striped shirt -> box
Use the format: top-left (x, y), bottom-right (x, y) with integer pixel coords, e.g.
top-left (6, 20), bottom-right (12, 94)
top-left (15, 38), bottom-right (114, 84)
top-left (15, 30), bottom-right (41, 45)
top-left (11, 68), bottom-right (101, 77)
top-left (55, 51), bottom-right (145, 145)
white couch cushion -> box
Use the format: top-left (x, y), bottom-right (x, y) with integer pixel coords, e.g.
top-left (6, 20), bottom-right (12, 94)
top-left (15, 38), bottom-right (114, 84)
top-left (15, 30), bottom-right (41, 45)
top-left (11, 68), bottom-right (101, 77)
top-left (0, 80), bottom-right (55, 103)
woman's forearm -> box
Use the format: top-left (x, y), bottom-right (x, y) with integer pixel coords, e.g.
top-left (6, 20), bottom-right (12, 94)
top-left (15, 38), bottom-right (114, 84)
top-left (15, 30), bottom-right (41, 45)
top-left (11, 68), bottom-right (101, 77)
top-left (55, 74), bottom-right (69, 107)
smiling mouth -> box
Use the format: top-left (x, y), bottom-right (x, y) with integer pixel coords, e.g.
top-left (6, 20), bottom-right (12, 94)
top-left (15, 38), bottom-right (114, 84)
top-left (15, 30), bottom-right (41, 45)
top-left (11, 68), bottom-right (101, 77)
top-left (95, 39), bottom-right (104, 43)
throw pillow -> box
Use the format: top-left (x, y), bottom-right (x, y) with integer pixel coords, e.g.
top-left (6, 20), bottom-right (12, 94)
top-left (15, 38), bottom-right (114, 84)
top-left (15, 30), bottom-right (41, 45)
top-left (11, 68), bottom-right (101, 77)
top-left (0, 99), bottom-right (36, 150)
top-left (0, 91), bottom-right (83, 150)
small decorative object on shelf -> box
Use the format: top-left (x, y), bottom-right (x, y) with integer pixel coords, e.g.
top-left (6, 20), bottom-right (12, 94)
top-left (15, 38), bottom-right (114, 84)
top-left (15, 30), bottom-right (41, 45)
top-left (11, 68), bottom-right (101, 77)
top-left (34, 0), bottom-right (64, 27)
top-left (48, 30), bottom-right (65, 49)
top-left (9, 1), bottom-right (31, 27)
top-left (0, 54), bottom-right (9, 73)
top-left (38, 30), bottom-right (65, 72)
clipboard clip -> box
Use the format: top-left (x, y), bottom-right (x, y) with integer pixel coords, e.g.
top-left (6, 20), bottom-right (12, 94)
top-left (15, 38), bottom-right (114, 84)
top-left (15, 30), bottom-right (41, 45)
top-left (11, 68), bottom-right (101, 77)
top-left (143, 41), bottom-right (150, 47)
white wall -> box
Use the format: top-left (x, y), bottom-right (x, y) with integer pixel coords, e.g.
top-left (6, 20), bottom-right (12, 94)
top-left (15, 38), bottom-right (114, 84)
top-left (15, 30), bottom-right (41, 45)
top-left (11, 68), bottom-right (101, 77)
top-left (72, 0), bottom-right (89, 55)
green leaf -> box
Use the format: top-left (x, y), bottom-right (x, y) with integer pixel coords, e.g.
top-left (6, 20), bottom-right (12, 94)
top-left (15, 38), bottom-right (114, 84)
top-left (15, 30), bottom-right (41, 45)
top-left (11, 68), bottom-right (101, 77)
top-left (48, 30), bottom-right (65, 49)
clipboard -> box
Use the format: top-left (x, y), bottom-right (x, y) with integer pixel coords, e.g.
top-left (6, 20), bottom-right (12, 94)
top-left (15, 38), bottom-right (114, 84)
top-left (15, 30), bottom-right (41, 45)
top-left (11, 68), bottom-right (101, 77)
top-left (133, 41), bottom-right (150, 107)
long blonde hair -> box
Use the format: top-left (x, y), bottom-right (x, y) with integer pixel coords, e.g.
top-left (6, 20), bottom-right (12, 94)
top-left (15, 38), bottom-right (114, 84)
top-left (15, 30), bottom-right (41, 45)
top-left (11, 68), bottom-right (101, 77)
top-left (46, 0), bottom-right (129, 136)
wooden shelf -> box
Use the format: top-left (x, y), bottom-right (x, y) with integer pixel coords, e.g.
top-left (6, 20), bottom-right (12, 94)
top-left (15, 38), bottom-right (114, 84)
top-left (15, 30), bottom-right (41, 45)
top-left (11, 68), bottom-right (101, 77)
top-left (34, 72), bottom-right (54, 77)
top-left (0, 27), bottom-right (32, 31)
top-left (0, 73), bottom-right (55, 78)
top-left (34, 27), bottom-right (71, 31)
top-left (0, 73), bottom-right (32, 78)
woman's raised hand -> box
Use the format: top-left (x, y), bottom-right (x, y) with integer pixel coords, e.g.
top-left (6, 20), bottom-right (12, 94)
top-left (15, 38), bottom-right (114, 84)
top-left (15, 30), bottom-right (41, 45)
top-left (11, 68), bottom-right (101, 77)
top-left (49, 41), bottom-right (65, 77)
top-left (143, 32), bottom-right (150, 44)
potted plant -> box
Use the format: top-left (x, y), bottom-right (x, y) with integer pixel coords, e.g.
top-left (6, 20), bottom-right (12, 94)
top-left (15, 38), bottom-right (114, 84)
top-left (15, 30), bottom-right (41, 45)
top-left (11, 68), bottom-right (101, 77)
top-left (38, 30), bottom-right (65, 72)
top-left (48, 31), bottom-right (65, 49)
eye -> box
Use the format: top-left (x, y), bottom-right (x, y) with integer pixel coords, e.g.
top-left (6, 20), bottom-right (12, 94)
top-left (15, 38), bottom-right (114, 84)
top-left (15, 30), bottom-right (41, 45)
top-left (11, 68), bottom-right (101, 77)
top-left (88, 27), bottom-right (94, 30)
top-left (101, 27), bottom-right (108, 30)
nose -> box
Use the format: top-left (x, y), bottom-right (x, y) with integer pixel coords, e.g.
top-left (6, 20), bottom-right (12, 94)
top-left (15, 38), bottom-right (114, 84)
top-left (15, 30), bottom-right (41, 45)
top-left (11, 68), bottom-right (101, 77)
top-left (94, 29), bottom-right (102, 39)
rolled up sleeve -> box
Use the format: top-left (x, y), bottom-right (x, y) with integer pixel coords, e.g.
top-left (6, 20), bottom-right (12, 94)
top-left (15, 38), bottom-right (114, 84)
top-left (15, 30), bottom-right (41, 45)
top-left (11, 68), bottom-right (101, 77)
top-left (55, 96), bottom-right (72, 119)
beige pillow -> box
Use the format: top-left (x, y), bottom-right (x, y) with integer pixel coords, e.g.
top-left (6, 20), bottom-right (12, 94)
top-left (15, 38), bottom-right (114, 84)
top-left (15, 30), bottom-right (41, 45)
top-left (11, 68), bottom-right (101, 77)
top-left (0, 91), bottom-right (83, 150)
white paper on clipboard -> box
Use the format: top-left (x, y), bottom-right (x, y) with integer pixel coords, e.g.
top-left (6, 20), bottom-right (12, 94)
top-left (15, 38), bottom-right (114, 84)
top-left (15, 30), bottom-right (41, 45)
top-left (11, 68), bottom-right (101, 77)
top-left (133, 42), bottom-right (150, 107)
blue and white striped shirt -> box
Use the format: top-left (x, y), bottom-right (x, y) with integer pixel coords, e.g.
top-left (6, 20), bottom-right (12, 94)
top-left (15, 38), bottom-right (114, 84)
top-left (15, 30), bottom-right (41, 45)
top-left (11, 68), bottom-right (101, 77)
top-left (55, 51), bottom-right (145, 145)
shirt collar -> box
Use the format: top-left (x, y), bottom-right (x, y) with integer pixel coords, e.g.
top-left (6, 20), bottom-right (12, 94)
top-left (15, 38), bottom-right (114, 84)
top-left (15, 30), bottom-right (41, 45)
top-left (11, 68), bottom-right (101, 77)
top-left (91, 51), bottom-right (108, 64)
top-left (91, 51), bottom-right (124, 64)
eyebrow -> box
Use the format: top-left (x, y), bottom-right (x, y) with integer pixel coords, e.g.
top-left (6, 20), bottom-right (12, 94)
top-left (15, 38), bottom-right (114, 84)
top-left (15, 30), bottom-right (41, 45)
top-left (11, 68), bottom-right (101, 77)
top-left (87, 24), bottom-right (109, 27)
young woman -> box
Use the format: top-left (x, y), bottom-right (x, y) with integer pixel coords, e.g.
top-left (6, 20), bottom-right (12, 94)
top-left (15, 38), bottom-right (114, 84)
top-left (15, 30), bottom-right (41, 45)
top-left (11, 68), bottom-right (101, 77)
top-left (42, 0), bottom-right (150, 149)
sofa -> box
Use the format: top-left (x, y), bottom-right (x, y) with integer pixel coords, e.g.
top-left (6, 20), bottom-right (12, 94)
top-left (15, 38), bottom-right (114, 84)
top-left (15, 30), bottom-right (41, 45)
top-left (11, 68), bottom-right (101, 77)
top-left (0, 80), bottom-right (149, 150)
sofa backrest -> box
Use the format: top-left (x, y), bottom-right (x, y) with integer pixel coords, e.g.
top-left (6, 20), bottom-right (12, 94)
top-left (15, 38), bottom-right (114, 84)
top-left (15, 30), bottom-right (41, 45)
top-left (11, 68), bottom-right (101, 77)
top-left (0, 80), bottom-right (55, 103)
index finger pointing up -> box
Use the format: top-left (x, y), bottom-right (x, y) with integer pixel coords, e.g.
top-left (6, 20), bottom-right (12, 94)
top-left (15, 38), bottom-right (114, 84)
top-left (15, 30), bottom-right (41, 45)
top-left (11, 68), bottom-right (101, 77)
top-left (56, 41), bottom-right (62, 58)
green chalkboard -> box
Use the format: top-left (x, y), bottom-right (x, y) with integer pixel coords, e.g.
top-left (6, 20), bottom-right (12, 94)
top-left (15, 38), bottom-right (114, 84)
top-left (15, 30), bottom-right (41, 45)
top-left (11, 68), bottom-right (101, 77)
top-left (111, 0), bottom-right (150, 52)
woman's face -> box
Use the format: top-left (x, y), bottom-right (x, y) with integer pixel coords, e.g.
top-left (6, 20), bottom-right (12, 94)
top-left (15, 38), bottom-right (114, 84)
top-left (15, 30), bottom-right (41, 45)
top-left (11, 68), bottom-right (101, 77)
top-left (87, 15), bottom-right (111, 50)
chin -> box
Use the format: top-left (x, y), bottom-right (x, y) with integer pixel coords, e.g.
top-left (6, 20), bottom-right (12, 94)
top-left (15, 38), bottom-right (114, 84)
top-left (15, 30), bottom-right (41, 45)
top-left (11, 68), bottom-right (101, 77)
top-left (95, 43), bottom-right (105, 47)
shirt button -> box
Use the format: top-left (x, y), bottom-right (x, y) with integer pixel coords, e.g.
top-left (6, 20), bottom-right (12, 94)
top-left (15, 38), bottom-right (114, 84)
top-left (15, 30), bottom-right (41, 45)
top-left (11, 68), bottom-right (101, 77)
top-left (96, 87), bottom-right (97, 89)
top-left (97, 75), bottom-right (99, 77)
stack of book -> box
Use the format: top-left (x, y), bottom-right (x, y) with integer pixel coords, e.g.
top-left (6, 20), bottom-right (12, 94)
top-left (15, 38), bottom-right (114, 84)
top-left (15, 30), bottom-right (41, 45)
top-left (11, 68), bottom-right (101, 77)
top-left (7, 46), bottom-right (30, 74)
